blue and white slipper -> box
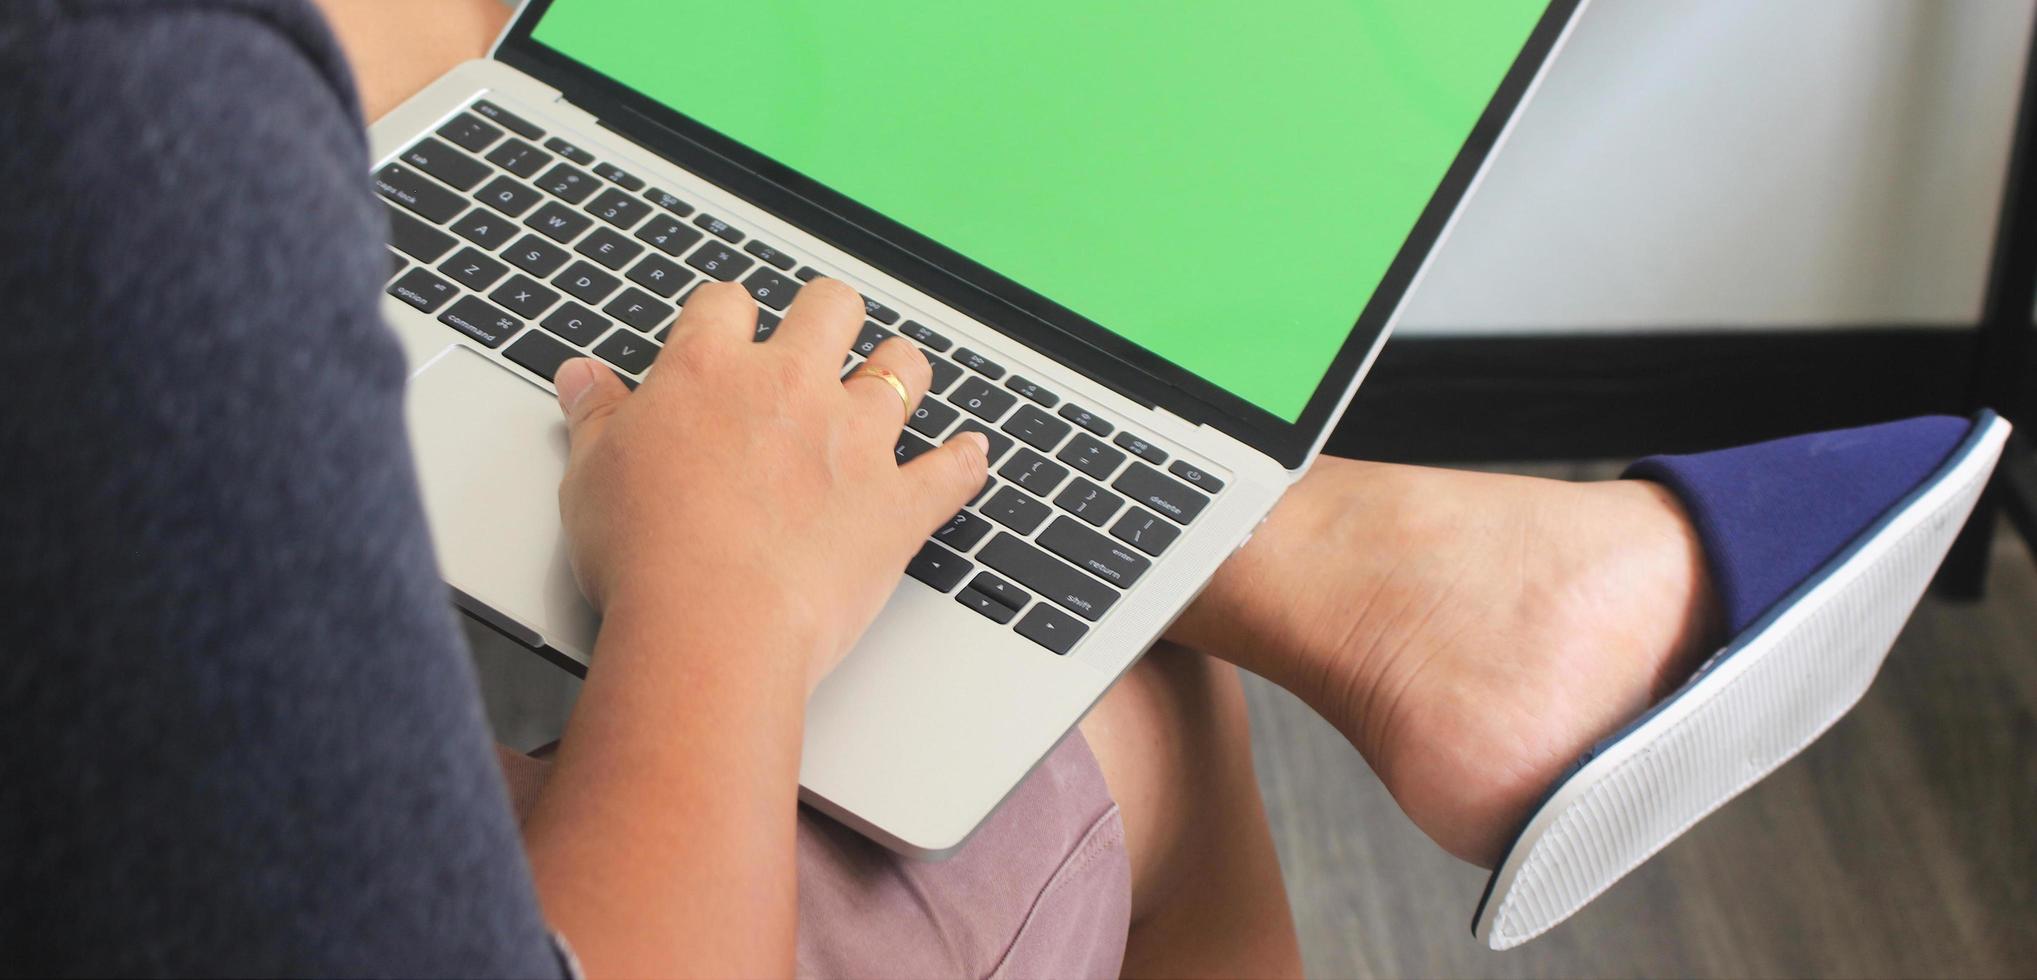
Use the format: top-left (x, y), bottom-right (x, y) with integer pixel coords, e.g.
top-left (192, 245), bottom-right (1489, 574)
top-left (1472, 411), bottom-right (2013, 949)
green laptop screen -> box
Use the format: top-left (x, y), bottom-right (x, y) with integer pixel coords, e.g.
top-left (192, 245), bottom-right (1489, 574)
top-left (532, 2), bottom-right (1547, 422)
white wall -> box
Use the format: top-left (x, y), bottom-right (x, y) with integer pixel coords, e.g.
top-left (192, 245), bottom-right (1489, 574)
top-left (1399, 0), bottom-right (2037, 336)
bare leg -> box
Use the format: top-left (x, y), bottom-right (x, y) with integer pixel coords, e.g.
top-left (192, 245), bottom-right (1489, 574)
top-left (1079, 646), bottom-right (1303, 978)
top-left (313, 0), bottom-right (509, 122)
top-left (1170, 458), bottom-right (1719, 866)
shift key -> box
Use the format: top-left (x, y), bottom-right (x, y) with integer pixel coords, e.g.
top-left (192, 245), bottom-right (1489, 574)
top-left (978, 533), bottom-right (1118, 621)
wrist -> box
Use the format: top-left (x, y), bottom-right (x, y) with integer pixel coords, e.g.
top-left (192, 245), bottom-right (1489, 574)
top-left (597, 569), bottom-right (830, 696)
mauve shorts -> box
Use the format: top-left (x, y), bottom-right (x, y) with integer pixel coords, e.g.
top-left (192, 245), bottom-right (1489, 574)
top-left (794, 733), bottom-right (1131, 979)
top-left (506, 732), bottom-right (1130, 979)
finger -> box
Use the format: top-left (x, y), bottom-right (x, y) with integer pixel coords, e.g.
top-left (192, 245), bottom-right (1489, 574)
top-left (844, 337), bottom-right (934, 434)
top-left (554, 357), bottom-right (631, 448)
top-left (902, 431), bottom-right (992, 532)
top-left (775, 277), bottom-right (866, 363)
top-left (662, 280), bottom-right (756, 351)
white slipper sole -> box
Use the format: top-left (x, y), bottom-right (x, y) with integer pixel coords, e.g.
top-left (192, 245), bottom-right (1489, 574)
top-left (1472, 412), bottom-right (2012, 949)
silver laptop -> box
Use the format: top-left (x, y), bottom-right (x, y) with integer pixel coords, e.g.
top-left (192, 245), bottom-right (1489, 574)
top-left (370, 0), bottom-right (1585, 856)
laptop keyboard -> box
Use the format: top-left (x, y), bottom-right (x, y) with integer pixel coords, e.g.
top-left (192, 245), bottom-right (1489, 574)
top-left (379, 98), bottom-right (1226, 658)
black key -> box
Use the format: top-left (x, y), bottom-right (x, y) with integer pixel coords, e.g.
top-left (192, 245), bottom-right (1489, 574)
top-left (593, 162), bottom-right (646, 191)
top-left (908, 397), bottom-right (960, 438)
top-left (440, 247), bottom-right (507, 290)
top-left (594, 330), bottom-right (659, 375)
top-left (475, 176), bottom-right (544, 220)
top-left (899, 320), bottom-right (952, 352)
top-left (862, 296), bottom-right (900, 324)
top-left (644, 188), bottom-right (694, 216)
top-left (575, 227), bottom-right (645, 271)
top-left (504, 234), bottom-right (571, 277)
top-left (541, 302), bottom-right (610, 347)
top-left (387, 249), bottom-right (404, 281)
top-left (686, 242), bottom-right (755, 281)
top-left (584, 188), bottom-right (652, 229)
top-left (375, 163), bottom-right (466, 223)
top-left (950, 420), bottom-right (1014, 464)
top-left (750, 310), bottom-right (782, 342)
top-left (604, 287), bottom-right (675, 333)
top-left (968, 572), bottom-right (1029, 611)
top-left (1057, 434), bottom-right (1125, 480)
top-left (895, 431), bottom-right (935, 465)
top-left (485, 138), bottom-right (553, 179)
top-left (1168, 461), bottom-right (1226, 493)
top-left (935, 510), bottom-right (993, 551)
top-left (387, 267), bottom-right (457, 313)
top-left (1054, 479), bottom-right (1125, 528)
top-left (536, 163), bottom-right (598, 204)
top-left (1111, 507), bottom-right (1182, 557)
top-left (439, 295), bottom-right (524, 349)
top-left (743, 269), bottom-right (799, 311)
top-left (1058, 403), bottom-right (1114, 436)
top-left (450, 207), bottom-right (519, 250)
top-left (948, 376), bottom-right (1017, 421)
top-left (1016, 604), bottom-right (1087, 655)
top-left (999, 449), bottom-right (1070, 498)
top-left (504, 328), bottom-right (578, 380)
top-left (901, 539), bottom-right (973, 595)
top-left (489, 275), bottom-right (560, 319)
top-left (794, 266), bottom-right (822, 282)
top-left (543, 136), bottom-right (596, 166)
top-left (1039, 517), bottom-right (1151, 589)
top-left (635, 215), bottom-right (705, 256)
top-left (1113, 432), bottom-right (1167, 464)
top-left (1113, 463), bottom-right (1209, 525)
top-left (979, 534), bottom-right (1119, 622)
top-left (626, 254), bottom-right (693, 298)
top-left (957, 587), bottom-right (1019, 625)
top-left (1004, 376), bottom-right (1060, 408)
top-left (400, 137), bottom-right (490, 191)
top-left (693, 213), bottom-right (744, 242)
top-left (472, 99), bottom-right (543, 139)
top-left (952, 347), bottom-right (1005, 380)
top-left (927, 357), bottom-right (962, 395)
top-left (385, 203), bottom-right (456, 262)
top-left (981, 487), bottom-right (1051, 535)
top-left (525, 201), bottom-right (594, 243)
top-left (1001, 405), bottom-right (1072, 452)
top-left (554, 260), bottom-right (622, 304)
top-left (851, 322), bottom-right (895, 358)
top-left (743, 240), bottom-right (797, 271)
top-left (437, 112), bottom-right (502, 153)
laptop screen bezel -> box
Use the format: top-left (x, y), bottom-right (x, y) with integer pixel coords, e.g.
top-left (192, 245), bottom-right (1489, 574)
top-left (494, 1), bottom-right (1583, 470)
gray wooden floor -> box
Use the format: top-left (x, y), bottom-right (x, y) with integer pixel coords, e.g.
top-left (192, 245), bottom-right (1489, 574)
top-left (468, 464), bottom-right (2037, 979)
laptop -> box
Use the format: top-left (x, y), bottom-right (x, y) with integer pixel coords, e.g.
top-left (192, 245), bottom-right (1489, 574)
top-left (371, 0), bottom-right (1586, 856)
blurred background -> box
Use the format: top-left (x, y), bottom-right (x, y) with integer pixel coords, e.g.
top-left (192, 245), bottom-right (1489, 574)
top-left (469, 0), bottom-right (2037, 975)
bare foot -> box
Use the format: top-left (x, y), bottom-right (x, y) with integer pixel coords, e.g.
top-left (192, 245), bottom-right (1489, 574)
top-left (1171, 458), bottom-right (1720, 866)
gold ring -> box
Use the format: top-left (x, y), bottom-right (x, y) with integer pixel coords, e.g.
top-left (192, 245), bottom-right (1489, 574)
top-left (850, 364), bottom-right (913, 419)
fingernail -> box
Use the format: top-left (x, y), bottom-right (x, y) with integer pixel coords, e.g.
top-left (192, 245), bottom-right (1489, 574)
top-left (962, 431), bottom-right (990, 455)
top-left (556, 359), bottom-right (595, 413)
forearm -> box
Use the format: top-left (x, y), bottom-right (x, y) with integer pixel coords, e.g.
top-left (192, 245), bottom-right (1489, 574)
top-left (313, 0), bottom-right (508, 121)
top-left (520, 587), bottom-right (812, 978)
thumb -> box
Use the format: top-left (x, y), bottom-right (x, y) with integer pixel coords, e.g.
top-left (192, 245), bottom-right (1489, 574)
top-left (904, 431), bottom-right (992, 532)
top-left (553, 358), bottom-right (630, 447)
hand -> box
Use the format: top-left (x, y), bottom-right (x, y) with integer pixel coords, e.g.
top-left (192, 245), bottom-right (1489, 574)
top-left (549, 279), bottom-right (990, 693)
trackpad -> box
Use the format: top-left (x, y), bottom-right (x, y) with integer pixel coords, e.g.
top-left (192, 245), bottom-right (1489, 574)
top-left (404, 347), bottom-right (597, 662)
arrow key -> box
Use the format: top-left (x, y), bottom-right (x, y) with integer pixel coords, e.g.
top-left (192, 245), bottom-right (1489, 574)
top-left (593, 331), bottom-right (659, 375)
top-left (906, 541), bottom-right (973, 593)
top-left (1015, 603), bottom-right (1087, 656)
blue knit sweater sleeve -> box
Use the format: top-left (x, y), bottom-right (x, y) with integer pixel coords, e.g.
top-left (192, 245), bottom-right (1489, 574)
top-left (0, 2), bottom-right (562, 974)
